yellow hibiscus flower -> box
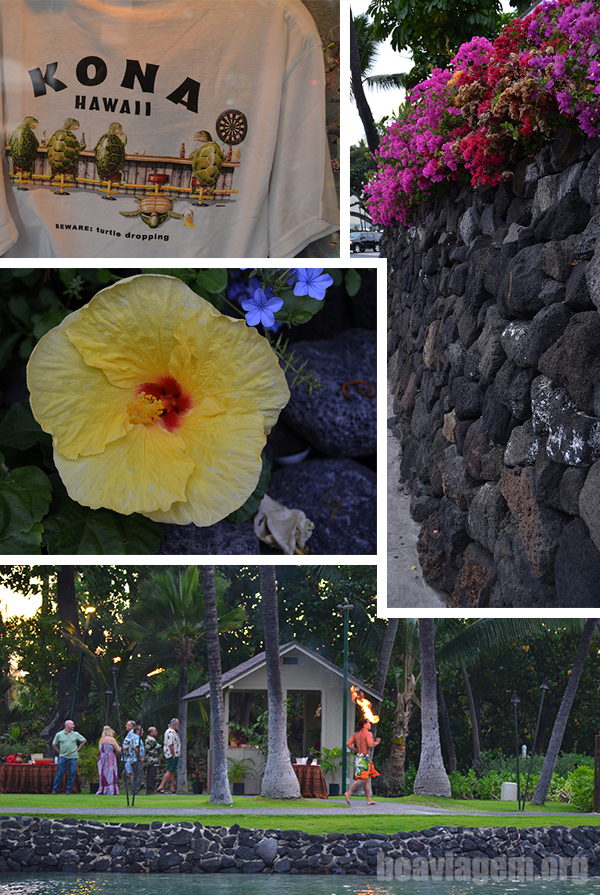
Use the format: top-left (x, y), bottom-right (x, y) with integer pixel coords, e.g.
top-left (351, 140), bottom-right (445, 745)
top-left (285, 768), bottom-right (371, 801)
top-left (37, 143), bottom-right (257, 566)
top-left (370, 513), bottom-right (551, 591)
top-left (26, 274), bottom-right (290, 527)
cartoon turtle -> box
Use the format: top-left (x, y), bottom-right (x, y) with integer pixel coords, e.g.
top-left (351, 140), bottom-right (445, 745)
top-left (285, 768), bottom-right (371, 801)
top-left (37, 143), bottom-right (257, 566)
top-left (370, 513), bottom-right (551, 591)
top-left (190, 130), bottom-right (224, 197)
top-left (119, 194), bottom-right (184, 229)
top-left (47, 118), bottom-right (82, 192)
top-left (93, 122), bottom-right (127, 189)
top-left (8, 116), bottom-right (39, 187)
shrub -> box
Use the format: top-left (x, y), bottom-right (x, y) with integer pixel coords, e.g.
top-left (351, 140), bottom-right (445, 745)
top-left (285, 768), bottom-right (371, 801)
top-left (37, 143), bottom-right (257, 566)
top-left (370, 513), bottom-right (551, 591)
top-left (366, 0), bottom-right (600, 226)
top-left (568, 766), bottom-right (594, 812)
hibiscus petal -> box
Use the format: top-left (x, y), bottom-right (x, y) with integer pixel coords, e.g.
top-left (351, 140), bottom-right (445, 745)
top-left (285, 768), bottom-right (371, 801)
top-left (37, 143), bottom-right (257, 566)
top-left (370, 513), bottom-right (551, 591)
top-left (146, 408), bottom-right (266, 526)
top-left (54, 423), bottom-right (194, 516)
top-left (27, 317), bottom-right (131, 459)
top-left (66, 275), bottom-right (219, 389)
top-left (169, 312), bottom-right (290, 434)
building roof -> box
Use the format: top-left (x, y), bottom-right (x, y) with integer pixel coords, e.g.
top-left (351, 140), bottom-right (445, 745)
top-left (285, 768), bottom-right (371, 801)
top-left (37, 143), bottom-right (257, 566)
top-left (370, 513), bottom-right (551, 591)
top-left (185, 641), bottom-right (384, 701)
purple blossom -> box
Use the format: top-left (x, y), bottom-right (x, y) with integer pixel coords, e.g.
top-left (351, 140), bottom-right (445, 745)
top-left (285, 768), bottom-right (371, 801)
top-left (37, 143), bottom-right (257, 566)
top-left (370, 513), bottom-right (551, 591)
top-left (241, 288), bottom-right (284, 327)
top-left (288, 268), bottom-right (333, 301)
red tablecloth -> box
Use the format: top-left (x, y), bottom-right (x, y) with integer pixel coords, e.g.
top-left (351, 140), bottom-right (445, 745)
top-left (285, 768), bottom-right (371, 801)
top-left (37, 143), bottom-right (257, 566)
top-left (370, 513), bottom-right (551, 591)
top-left (0, 763), bottom-right (81, 794)
top-left (292, 763), bottom-right (328, 798)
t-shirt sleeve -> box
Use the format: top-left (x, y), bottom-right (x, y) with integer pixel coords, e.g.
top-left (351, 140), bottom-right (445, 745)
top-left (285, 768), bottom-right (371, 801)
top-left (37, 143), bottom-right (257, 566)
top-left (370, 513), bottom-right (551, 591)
top-left (0, 85), bottom-right (20, 255)
top-left (267, 4), bottom-right (338, 257)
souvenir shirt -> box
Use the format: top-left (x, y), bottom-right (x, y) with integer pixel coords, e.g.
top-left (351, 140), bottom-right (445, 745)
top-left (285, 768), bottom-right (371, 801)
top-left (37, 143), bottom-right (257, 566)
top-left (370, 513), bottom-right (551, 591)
top-left (0, 0), bottom-right (338, 258)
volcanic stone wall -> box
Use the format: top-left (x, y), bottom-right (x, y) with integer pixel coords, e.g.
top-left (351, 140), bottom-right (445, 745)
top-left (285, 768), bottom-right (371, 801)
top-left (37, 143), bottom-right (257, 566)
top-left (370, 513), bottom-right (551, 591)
top-left (2, 815), bottom-right (600, 876)
top-left (386, 128), bottom-right (600, 607)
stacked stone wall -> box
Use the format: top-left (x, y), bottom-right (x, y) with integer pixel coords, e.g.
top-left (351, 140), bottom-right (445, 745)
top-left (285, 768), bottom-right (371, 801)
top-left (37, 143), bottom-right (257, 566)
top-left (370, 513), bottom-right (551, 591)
top-left (386, 127), bottom-right (600, 606)
top-left (2, 816), bottom-right (600, 876)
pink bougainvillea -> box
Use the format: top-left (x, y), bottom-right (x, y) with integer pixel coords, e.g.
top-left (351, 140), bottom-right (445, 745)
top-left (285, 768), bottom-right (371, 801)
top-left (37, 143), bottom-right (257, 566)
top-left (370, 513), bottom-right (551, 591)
top-left (366, 0), bottom-right (600, 227)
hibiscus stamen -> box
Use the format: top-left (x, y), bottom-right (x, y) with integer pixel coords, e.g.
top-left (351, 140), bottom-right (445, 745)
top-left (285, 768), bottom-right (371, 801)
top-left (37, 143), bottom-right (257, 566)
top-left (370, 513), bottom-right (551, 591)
top-left (127, 392), bottom-right (165, 427)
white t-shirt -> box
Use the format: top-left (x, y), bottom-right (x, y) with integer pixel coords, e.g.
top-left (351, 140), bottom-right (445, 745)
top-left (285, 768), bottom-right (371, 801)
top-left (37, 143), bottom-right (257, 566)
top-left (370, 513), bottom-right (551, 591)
top-left (0, 0), bottom-right (338, 257)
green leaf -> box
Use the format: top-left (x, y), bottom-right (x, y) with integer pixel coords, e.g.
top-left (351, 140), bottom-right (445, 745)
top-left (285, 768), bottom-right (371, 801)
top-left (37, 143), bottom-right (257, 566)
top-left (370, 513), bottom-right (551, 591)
top-left (42, 503), bottom-right (164, 554)
top-left (227, 455), bottom-right (271, 524)
top-left (97, 269), bottom-right (117, 284)
top-left (58, 269), bottom-right (77, 288)
top-left (0, 464), bottom-right (52, 540)
top-left (0, 401), bottom-right (51, 451)
top-left (0, 523), bottom-right (43, 555)
top-left (9, 295), bottom-right (32, 327)
top-left (32, 306), bottom-right (70, 341)
top-left (0, 333), bottom-right (20, 371)
top-left (345, 269), bottom-right (362, 297)
top-left (275, 288), bottom-right (324, 326)
top-left (193, 269), bottom-right (229, 294)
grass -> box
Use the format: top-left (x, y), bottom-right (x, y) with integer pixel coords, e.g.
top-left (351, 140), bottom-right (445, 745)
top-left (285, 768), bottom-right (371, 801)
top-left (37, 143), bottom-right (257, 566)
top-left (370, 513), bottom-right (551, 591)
top-left (1, 792), bottom-right (599, 834)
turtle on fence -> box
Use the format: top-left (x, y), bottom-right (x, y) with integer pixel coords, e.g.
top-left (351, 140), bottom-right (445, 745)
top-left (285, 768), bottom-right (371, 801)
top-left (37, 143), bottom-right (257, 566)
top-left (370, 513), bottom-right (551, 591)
top-left (8, 116), bottom-right (39, 188)
top-left (119, 194), bottom-right (183, 228)
top-left (94, 122), bottom-right (127, 196)
top-left (47, 118), bottom-right (82, 193)
top-left (190, 130), bottom-right (224, 197)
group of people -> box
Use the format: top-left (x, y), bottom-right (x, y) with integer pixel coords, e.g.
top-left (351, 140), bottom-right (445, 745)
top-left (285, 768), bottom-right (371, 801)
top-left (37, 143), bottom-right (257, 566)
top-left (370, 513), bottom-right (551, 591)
top-left (51, 717), bottom-right (181, 796)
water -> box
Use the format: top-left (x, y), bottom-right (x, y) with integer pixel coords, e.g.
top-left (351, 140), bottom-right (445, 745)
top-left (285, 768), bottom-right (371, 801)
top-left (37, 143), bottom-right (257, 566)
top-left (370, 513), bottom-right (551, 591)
top-left (0, 877), bottom-right (596, 895)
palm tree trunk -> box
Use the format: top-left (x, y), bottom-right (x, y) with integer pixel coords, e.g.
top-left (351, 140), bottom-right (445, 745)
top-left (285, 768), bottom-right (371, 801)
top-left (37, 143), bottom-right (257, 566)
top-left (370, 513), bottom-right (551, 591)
top-left (259, 567), bottom-right (301, 799)
top-left (414, 619), bottom-right (451, 797)
top-left (384, 672), bottom-right (416, 789)
top-left (531, 618), bottom-right (598, 804)
top-left (460, 657), bottom-right (482, 770)
top-left (350, 10), bottom-right (380, 155)
top-left (437, 680), bottom-right (457, 773)
top-left (203, 565), bottom-right (232, 805)
top-left (372, 618), bottom-right (398, 715)
top-left (177, 661), bottom-right (188, 792)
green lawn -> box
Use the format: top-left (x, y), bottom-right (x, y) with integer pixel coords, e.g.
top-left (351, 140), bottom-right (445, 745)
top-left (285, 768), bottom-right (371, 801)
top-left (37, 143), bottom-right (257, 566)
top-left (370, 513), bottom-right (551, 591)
top-left (1, 792), bottom-right (598, 835)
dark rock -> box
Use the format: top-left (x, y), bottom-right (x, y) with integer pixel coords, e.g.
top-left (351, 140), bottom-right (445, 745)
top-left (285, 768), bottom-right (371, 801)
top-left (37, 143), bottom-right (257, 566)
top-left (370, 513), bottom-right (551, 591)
top-left (491, 524), bottom-right (556, 607)
top-left (559, 466), bottom-right (588, 516)
top-left (268, 458), bottom-right (376, 555)
top-left (158, 519), bottom-right (259, 556)
top-left (575, 214), bottom-right (600, 260)
top-left (531, 375), bottom-right (575, 435)
top-left (579, 148), bottom-right (600, 205)
top-left (499, 467), bottom-right (565, 579)
top-left (551, 127), bottom-right (586, 171)
top-left (467, 482), bottom-right (509, 553)
top-left (546, 411), bottom-right (600, 467)
top-left (538, 312), bottom-right (600, 414)
top-left (281, 328), bottom-right (376, 458)
top-left (495, 360), bottom-right (536, 421)
top-left (579, 462), bottom-right (600, 552)
top-left (532, 190), bottom-right (590, 242)
top-left (586, 246), bottom-right (600, 310)
top-left (452, 377), bottom-right (483, 420)
top-left (554, 517), bottom-right (600, 606)
top-left (466, 247), bottom-right (499, 307)
top-left (565, 260), bottom-right (593, 310)
top-left (531, 163), bottom-right (586, 220)
top-left (451, 541), bottom-right (496, 607)
top-left (482, 384), bottom-right (514, 445)
top-left (463, 418), bottom-right (492, 481)
top-left (449, 262), bottom-right (469, 295)
top-left (512, 158), bottom-right (540, 199)
top-left (536, 235), bottom-right (580, 281)
top-left (459, 208), bottom-right (482, 245)
top-left (441, 445), bottom-right (480, 510)
top-left (498, 244), bottom-right (548, 316)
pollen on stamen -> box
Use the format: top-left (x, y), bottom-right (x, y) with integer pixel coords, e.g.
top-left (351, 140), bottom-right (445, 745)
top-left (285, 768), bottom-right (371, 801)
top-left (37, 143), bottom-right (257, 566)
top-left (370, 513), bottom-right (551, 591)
top-left (127, 392), bottom-right (164, 427)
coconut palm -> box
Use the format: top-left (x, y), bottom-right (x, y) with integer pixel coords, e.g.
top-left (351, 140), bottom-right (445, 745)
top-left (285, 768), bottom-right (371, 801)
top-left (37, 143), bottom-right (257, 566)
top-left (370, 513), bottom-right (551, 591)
top-left (127, 566), bottom-right (245, 791)
top-left (413, 618), bottom-right (451, 797)
top-left (202, 566), bottom-right (232, 805)
top-left (531, 618), bottom-right (599, 804)
top-left (259, 566), bottom-right (301, 799)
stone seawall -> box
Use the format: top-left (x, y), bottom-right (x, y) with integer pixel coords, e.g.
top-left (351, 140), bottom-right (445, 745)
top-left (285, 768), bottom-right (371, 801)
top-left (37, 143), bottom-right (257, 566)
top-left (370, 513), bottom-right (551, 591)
top-left (1, 815), bottom-right (600, 875)
top-left (386, 127), bottom-right (600, 606)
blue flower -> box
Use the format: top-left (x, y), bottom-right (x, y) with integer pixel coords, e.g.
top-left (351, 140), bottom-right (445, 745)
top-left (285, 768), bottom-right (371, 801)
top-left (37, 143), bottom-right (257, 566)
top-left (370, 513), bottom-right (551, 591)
top-left (288, 268), bottom-right (334, 301)
top-left (241, 288), bottom-right (284, 328)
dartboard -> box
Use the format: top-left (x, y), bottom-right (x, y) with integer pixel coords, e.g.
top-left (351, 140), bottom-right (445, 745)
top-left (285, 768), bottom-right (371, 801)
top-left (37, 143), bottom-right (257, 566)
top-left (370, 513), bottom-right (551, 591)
top-left (216, 109), bottom-right (248, 145)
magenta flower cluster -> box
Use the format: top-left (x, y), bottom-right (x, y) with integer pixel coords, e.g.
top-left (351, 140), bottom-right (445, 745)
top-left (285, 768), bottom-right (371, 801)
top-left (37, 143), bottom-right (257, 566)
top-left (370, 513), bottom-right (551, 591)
top-left (365, 0), bottom-right (600, 228)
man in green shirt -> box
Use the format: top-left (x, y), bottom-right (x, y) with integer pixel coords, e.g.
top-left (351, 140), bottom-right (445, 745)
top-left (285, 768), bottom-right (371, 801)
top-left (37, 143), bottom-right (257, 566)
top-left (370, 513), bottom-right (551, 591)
top-left (52, 720), bottom-right (86, 794)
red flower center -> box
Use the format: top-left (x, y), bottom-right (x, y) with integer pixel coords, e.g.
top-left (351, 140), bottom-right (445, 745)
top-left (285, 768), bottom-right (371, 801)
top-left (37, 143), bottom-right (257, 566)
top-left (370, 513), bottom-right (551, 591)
top-left (134, 375), bottom-right (193, 432)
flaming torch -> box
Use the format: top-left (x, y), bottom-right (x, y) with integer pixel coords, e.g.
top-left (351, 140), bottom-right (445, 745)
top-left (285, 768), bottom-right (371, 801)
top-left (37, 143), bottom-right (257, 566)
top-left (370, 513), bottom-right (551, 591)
top-left (351, 686), bottom-right (380, 724)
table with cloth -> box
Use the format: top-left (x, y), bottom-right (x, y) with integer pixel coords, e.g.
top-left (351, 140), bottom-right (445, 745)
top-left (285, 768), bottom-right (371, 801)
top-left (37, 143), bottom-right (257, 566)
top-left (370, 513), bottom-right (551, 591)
top-left (0, 763), bottom-right (81, 794)
top-left (292, 763), bottom-right (328, 799)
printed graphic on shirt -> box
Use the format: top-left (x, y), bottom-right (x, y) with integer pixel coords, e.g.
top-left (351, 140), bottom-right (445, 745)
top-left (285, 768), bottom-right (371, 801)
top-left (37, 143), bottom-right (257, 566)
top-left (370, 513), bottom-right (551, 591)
top-left (5, 107), bottom-right (248, 230)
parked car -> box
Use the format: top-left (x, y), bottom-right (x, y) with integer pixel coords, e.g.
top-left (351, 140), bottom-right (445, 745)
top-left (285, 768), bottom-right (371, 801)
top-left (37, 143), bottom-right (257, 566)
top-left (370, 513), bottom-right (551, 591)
top-left (350, 230), bottom-right (382, 252)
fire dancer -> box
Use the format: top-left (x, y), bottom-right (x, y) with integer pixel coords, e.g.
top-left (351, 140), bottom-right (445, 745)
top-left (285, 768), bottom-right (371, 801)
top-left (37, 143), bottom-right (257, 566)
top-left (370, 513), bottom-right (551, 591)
top-left (345, 717), bottom-right (380, 806)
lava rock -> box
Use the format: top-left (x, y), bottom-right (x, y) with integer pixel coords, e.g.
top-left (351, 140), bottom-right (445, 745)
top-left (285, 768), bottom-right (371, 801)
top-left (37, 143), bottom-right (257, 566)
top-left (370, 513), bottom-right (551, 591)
top-left (281, 328), bottom-right (376, 458)
top-left (554, 517), bottom-right (600, 606)
top-left (158, 519), bottom-right (259, 555)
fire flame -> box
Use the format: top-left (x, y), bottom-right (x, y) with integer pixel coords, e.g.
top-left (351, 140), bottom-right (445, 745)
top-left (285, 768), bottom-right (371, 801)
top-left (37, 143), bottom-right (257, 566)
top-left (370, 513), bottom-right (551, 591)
top-left (351, 685), bottom-right (379, 723)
